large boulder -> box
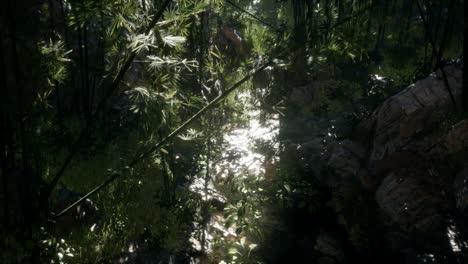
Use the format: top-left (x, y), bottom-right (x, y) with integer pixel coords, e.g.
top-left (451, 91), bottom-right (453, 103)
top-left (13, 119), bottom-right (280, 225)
top-left (400, 119), bottom-right (468, 163)
top-left (298, 137), bottom-right (329, 178)
top-left (371, 66), bottom-right (462, 161)
top-left (443, 120), bottom-right (468, 153)
top-left (328, 140), bottom-right (366, 180)
top-left (375, 173), bottom-right (443, 235)
top-left (289, 84), bottom-right (314, 108)
top-left (314, 231), bottom-right (346, 264)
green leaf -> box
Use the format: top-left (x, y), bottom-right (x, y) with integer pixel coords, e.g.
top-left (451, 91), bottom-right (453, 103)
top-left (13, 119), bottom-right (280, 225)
top-left (162, 35), bottom-right (186, 47)
top-left (160, 148), bottom-right (169, 154)
top-left (210, 49), bottom-right (223, 61)
top-left (240, 237), bottom-right (246, 247)
top-left (165, 89), bottom-right (177, 100)
top-left (228, 247), bottom-right (238, 255)
top-left (347, 52), bottom-right (356, 59)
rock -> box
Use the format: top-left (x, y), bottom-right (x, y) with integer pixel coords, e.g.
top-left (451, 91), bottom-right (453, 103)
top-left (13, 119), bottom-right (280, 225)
top-left (290, 84), bottom-right (313, 107)
top-left (454, 168), bottom-right (468, 214)
top-left (367, 150), bottom-right (423, 178)
top-left (381, 229), bottom-right (413, 252)
top-left (413, 119), bottom-right (468, 161)
top-left (441, 120), bottom-right (468, 156)
top-left (314, 232), bottom-right (346, 264)
top-left (317, 257), bottom-right (337, 264)
top-left (352, 110), bottom-right (377, 144)
top-left (281, 117), bottom-right (324, 142)
top-left (328, 140), bottom-right (366, 180)
top-left (375, 173), bottom-right (442, 234)
top-left (371, 65), bottom-right (462, 161)
top-left (299, 137), bottom-right (329, 176)
top-left (359, 168), bottom-right (378, 191)
top-left (329, 179), bottom-right (372, 253)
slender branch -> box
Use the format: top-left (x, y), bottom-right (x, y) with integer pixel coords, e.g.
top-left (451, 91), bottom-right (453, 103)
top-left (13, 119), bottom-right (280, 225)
top-left (77, 26), bottom-right (86, 115)
top-left (158, 129), bottom-right (170, 201)
top-left (53, 59), bottom-right (273, 219)
top-left (202, 117), bottom-right (211, 253)
top-left (45, 0), bottom-right (172, 197)
top-left (84, 23), bottom-right (91, 118)
top-left (225, 0), bottom-right (282, 33)
top-left (415, 0), bottom-right (458, 112)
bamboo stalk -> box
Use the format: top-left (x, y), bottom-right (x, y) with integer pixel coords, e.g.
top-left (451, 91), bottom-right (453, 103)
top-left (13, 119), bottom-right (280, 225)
top-left (46, 0), bottom-right (173, 196)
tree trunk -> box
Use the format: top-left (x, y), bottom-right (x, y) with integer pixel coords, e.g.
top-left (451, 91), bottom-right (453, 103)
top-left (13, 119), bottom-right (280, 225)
top-left (463, 0), bottom-right (468, 115)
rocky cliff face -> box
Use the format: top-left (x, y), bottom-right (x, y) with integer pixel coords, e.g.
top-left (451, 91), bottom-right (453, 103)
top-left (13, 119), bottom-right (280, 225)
top-left (330, 65), bottom-right (467, 263)
top-left (275, 64), bottom-right (468, 264)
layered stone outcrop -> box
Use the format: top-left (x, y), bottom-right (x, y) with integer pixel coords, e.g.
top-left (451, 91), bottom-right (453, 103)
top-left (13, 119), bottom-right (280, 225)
top-left (322, 64), bottom-right (467, 263)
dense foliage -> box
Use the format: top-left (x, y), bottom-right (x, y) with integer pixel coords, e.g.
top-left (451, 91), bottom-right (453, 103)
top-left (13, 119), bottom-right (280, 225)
top-left (0, 0), bottom-right (465, 263)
